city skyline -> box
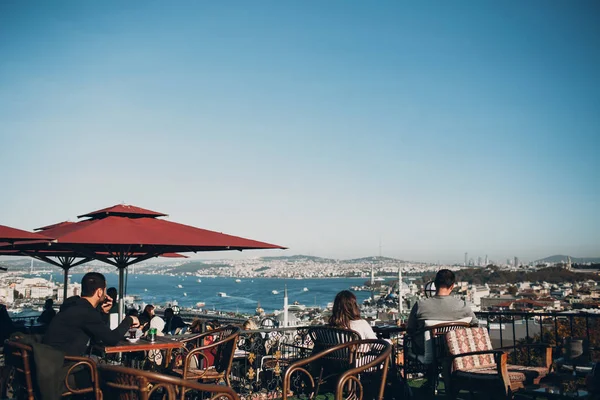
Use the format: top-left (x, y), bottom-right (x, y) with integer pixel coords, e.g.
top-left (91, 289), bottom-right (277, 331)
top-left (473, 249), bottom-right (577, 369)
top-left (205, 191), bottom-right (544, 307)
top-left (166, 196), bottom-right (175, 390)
top-left (1, 1), bottom-right (598, 263)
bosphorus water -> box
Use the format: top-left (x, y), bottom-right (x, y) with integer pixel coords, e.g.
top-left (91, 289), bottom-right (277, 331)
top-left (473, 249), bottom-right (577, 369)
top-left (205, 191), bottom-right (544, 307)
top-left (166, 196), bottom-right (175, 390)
top-left (70, 273), bottom-right (376, 315)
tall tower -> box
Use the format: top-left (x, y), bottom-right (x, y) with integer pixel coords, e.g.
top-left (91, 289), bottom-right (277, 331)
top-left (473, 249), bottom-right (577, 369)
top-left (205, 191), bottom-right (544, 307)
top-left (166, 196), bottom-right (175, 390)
top-left (485, 255), bottom-right (488, 267)
top-left (283, 285), bottom-right (288, 327)
top-left (464, 253), bottom-right (468, 267)
top-left (514, 257), bottom-right (519, 268)
top-left (398, 265), bottom-right (403, 318)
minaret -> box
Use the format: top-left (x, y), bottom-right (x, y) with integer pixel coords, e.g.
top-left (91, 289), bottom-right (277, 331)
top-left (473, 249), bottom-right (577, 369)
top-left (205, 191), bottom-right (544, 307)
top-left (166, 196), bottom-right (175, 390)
top-left (370, 266), bottom-right (374, 285)
top-left (283, 284), bottom-right (288, 327)
top-left (398, 265), bottom-right (403, 318)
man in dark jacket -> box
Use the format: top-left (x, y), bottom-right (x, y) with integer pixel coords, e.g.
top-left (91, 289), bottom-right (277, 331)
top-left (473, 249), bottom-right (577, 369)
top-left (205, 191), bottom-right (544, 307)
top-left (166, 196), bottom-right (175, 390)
top-left (43, 272), bottom-right (139, 356)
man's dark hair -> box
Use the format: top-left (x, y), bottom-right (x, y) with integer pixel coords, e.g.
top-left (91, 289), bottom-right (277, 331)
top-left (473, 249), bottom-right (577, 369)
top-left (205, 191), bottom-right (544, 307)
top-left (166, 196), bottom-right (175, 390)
top-left (81, 272), bottom-right (106, 297)
top-left (434, 269), bottom-right (455, 289)
top-left (107, 287), bottom-right (117, 300)
top-left (164, 308), bottom-right (174, 318)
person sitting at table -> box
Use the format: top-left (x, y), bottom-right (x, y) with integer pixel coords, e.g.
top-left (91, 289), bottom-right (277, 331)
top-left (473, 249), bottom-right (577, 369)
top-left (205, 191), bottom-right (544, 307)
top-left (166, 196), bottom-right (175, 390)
top-left (43, 272), bottom-right (139, 356)
top-left (190, 318), bottom-right (203, 333)
top-left (406, 269), bottom-right (477, 355)
top-left (163, 307), bottom-right (188, 335)
top-left (140, 304), bottom-right (155, 333)
top-left (37, 298), bottom-right (56, 325)
top-left (329, 290), bottom-right (377, 339)
top-left (0, 303), bottom-right (15, 344)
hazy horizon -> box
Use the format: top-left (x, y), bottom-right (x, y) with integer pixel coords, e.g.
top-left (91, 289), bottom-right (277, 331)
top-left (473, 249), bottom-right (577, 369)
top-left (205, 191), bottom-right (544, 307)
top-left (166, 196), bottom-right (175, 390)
top-left (1, 1), bottom-right (598, 264)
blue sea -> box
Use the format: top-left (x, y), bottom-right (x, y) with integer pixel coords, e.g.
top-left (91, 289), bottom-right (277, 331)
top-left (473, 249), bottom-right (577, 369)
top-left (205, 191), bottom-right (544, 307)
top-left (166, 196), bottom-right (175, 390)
top-left (63, 273), bottom-right (376, 315)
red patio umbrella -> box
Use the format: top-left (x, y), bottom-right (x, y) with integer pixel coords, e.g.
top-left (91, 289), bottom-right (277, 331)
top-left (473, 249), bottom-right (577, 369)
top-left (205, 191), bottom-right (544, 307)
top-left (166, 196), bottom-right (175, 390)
top-left (14, 204), bottom-right (286, 319)
top-left (0, 225), bottom-right (53, 271)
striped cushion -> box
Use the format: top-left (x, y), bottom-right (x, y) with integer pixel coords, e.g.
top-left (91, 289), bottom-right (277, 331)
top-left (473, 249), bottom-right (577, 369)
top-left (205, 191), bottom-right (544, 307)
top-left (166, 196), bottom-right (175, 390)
top-left (445, 328), bottom-right (495, 371)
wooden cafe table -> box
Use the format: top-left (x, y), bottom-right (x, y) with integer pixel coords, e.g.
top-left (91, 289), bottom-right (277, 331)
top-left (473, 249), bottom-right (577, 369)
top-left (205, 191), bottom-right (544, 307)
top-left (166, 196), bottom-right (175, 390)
top-left (97, 334), bottom-right (192, 367)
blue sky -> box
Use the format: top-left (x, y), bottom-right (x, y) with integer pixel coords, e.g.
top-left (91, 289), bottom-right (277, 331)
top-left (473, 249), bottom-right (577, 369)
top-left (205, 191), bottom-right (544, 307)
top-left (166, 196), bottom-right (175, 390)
top-left (0, 1), bottom-right (598, 264)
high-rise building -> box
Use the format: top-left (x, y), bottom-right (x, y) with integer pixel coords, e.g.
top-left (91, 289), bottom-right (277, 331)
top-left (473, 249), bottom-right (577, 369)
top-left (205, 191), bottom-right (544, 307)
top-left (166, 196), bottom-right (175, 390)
top-left (514, 257), bottom-right (519, 268)
top-left (477, 257), bottom-right (482, 267)
top-left (485, 255), bottom-right (488, 267)
top-left (464, 252), bottom-right (468, 267)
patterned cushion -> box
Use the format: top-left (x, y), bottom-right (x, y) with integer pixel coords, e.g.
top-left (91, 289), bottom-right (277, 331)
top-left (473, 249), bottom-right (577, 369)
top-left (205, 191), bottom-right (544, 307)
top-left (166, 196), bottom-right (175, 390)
top-left (506, 365), bottom-right (549, 384)
top-left (445, 328), bottom-right (495, 371)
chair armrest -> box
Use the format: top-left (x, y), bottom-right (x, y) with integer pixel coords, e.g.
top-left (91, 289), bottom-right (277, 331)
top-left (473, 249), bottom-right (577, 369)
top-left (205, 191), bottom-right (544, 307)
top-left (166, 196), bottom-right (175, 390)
top-left (497, 344), bottom-right (553, 369)
top-left (63, 356), bottom-right (100, 395)
top-left (337, 342), bottom-right (391, 400)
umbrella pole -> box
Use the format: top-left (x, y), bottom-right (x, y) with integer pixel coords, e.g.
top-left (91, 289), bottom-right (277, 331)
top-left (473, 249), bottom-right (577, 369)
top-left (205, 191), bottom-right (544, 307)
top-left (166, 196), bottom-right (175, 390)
top-left (118, 267), bottom-right (125, 322)
top-left (63, 269), bottom-right (68, 302)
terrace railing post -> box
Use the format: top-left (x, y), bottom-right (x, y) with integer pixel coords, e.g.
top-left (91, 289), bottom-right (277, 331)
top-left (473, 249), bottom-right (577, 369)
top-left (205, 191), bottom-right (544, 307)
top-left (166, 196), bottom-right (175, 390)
top-left (586, 313), bottom-right (590, 345)
top-left (512, 315), bottom-right (517, 364)
top-left (499, 313), bottom-right (504, 348)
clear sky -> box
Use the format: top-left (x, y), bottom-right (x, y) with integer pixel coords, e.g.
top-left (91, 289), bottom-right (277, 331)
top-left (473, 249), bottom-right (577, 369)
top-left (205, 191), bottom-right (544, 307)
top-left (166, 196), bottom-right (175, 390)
top-left (0, 1), bottom-right (598, 264)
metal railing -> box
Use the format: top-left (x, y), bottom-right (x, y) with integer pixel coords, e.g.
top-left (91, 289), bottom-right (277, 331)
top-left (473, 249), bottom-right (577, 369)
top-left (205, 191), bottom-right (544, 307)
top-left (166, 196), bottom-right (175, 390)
top-left (476, 311), bottom-right (600, 363)
top-left (230, 326), bottom-right (313, 400)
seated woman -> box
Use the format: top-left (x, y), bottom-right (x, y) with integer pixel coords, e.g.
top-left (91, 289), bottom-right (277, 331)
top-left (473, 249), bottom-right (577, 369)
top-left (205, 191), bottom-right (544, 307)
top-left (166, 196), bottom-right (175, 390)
top-left (329, 290), bottom-right (377, 339)
top-left (140, 304), bottom-right (155, 333)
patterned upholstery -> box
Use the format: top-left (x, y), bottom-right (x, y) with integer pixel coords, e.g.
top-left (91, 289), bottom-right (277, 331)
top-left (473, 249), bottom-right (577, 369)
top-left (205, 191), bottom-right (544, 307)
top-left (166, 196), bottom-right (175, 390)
top-left (445, 327), bottom-right (496, 371)
top-left (443, 327), bottom-right (551, 398)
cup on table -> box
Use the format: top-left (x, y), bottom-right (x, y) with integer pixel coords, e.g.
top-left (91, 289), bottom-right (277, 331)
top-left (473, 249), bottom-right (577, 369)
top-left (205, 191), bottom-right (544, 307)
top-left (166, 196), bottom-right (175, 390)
top-left (128, 329), bottom-right (137, 339)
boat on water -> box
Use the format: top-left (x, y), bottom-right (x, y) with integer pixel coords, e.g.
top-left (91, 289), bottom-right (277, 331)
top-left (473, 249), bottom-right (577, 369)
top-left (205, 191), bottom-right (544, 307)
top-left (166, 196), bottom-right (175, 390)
top-left (144, 288), bottom-right (148, 292)
top-left (183, 292), bottom-right (187, 297)
top-left (196, 302), bottom-right (206, 308)
top-left (302, 287), bottom-right (309, 292)
top-left (217, 292), bottom-right (227, 297)
top-left (272, 290), bottom-right (279, 295)
top-left (197, 279), bottom-right (202, 283)
top-left (288, 301), bottom-right (306, 311)
top-left (177, 284), bottom-right (183, 288)
top-left (235, 279), bottom-right (241, 283)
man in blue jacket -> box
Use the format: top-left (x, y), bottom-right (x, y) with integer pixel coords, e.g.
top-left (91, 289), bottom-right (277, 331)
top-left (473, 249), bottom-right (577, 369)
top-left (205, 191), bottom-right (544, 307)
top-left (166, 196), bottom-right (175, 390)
top-left (44, 272), bottom-right (139, 356)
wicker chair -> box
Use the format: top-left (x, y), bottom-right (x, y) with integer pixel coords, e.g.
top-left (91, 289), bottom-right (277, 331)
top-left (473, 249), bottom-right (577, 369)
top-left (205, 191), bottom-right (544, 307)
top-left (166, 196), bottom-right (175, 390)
top-left (3, 340), bottom-right (102, 400)
top-left (98, 363), bottom-right (240, 400)
top-left (442, 327), bottom-right (552, 399)
top-left (402, 320), bottom-right (471, 395)
top-left (283, 339), bottom-right (391, 400)
top-left (168, 325), bottom-right (240, 397)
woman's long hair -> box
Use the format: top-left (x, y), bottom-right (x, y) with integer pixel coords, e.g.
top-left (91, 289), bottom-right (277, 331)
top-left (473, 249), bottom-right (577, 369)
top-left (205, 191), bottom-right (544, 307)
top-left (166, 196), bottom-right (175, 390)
top-left (329, 290), bottom-right (361, 329)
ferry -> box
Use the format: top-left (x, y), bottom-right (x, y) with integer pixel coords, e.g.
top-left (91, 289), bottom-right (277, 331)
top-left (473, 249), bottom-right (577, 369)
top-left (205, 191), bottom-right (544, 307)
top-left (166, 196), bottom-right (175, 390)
top-left (196, 302), bottom-right (206, 308)
top-left (288, 301), bottom-right (306, 311)
top-left (217, 292), bottom-right (227, 297)
top-left (272, 290), bottom-right (279, 295)
top-left (177, 284), bottom-right (183, 289)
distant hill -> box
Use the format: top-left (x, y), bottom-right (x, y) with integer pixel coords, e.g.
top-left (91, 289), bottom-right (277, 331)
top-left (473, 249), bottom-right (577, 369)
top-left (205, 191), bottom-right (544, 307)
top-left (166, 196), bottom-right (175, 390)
top-left (260, 255), bottom-right (336, 263)
top-left (536, 255), bottom-right (600, 264)
top-left (161, 261), bottom-right (233, 273)
top-left (344, 256), bottom-right (399, 263)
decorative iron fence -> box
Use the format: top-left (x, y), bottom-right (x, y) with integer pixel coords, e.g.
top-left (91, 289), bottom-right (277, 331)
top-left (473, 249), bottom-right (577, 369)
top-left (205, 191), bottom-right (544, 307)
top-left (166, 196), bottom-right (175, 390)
top-left (230, 327), bottom-right (313, 400)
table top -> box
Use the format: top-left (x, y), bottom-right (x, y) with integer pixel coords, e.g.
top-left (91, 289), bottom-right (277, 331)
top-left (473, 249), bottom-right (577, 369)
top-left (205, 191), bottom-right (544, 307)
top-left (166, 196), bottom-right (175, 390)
top-left (102, 335), bottom-right (185, 354)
